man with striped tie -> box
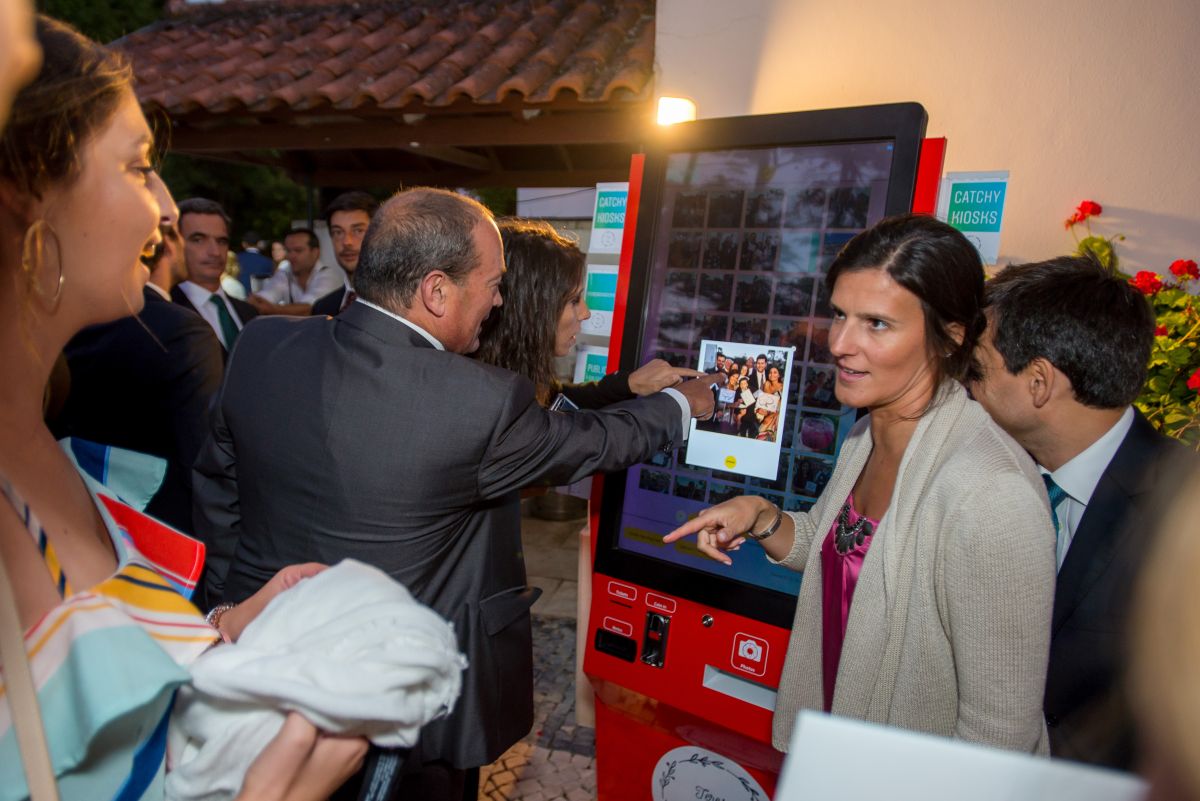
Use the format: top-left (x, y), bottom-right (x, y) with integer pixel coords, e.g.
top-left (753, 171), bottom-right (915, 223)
top-left (171, 197), bottom-right (258, 354)
top-left (970, 254), bottom-right (1190, 771)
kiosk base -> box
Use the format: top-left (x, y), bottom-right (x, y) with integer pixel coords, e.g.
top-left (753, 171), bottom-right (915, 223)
top-left (592, 680), bottom-right (783, 801)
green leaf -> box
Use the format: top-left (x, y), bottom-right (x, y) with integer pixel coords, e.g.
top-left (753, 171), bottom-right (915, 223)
top-left (1076, 236), bottom-right (1117, 271)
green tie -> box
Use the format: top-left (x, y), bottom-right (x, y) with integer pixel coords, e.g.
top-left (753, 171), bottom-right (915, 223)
top-left (208, 294), bottom-right (240, 348)
top-left (1042, 473), bottom-right (1068, 546)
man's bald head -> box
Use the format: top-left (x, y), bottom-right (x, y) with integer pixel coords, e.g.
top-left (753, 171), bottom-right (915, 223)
top-left (354, 187), bottom-right (494, 310)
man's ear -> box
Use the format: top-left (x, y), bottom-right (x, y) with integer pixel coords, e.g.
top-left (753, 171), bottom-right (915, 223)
top-left (1027, 357), bottom-right (1057, 409)
top-left (418, 270), bottom-right (449, 318)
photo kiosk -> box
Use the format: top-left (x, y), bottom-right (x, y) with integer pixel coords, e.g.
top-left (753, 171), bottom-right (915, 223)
top-left (583, 104), bottom-right (937, 800)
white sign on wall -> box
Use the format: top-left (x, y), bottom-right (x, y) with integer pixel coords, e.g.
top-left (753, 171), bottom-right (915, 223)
top-left (935, 170), bottom-right (1009, 265)
top-left (588, 182), bottom-right (629, 255)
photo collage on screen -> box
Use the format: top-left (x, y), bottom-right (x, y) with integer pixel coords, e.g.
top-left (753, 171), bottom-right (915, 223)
top-left (637, 147), bottom-right (892, 515)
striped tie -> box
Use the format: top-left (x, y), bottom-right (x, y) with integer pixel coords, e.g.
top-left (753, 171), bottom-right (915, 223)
top-left (1042, 473), bottom-right (1068, 546)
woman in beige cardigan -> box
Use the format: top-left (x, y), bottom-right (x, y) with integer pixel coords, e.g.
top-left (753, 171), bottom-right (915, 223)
top-left (667, 214), bottom-right (1056, 754)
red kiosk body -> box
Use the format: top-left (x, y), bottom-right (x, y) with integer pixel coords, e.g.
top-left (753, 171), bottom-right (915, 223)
top-left (583, 106), bottom-right (943, 800)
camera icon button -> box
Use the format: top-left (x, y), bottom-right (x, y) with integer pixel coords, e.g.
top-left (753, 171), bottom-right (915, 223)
top-left (730, 632), bottom-right (769, 677)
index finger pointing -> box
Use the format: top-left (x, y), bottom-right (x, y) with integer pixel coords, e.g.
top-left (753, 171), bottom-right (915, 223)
top-left (663, 514), bottom-right (713, 543)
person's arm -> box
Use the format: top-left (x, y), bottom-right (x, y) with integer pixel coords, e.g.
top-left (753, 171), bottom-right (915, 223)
top-left (942, 474), bottom-right (1056, 750)
top-left (476, 374), bottom-right (714, 498)
top-left (191, 374), bottom-right (242, 606)
top-left (560, 371), bottom-right (634, 409)
top-left (663, 493), bottom-right (817, 569)
top-left (165, 319), bottom-right (224, 476)
top-left (562, 359), bottom-right (706, 409)
top-left (249, 297), bottom-right (313, 316)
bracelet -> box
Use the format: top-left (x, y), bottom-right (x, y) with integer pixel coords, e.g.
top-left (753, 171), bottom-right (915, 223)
top-left (205, 602), bottom-right (237, 642)
top-left (746, 507), bottom-right (783, 542)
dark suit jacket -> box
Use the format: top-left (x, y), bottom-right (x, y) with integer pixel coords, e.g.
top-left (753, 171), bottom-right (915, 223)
top-left (192, 302), bottom-right (683, 768)
top-left (310, 286), bottom-right (347, 317)
top-left (560, 371), bottom-right (633, 410)
top-left (54, 287), bottom-right (223, 534)
top-left (1044, 410), bottom-right (1190, 769)
top-left (170, 284), bottom-right (259, 352)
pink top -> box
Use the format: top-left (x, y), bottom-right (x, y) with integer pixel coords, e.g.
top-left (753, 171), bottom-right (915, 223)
top-left (819, 494), bottom-right (879, 712)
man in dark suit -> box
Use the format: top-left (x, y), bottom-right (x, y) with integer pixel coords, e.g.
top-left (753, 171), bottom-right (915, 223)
top-left (312, 190), bottom-right (378, 317)
top-left (55, 182), bottom-right (223, 537)
top-left (193, 187), bottom-right (715, 799)
top-left (971, 255), bottom-right (1189, 770)
top-left (748, 353), bottom-right (769, 393)
top-left (172, 197), bottom-right (257, 353)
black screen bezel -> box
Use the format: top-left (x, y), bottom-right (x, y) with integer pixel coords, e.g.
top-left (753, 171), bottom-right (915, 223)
top-left (593, 103), bottom-right (929, 629)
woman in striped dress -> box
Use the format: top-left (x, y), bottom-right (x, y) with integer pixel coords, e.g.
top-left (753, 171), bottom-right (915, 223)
top-left (0, 16), bottom-right (365, 801)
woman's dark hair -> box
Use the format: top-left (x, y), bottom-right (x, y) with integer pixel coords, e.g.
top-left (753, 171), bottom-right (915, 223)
top-left (0, 16), bottom-right (133, 199)
top-left (825, 213), bottom-right (986, 386)
top-left (473, 218), bottom-right (586, 404)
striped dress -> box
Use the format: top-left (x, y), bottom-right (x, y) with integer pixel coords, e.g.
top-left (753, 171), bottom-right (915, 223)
top-left (0, 473), bottom-right (217, 801)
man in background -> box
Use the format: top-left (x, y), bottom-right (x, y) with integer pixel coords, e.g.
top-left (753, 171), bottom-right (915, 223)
top-left (250, 227), bottom-right (345, 315)
top-left (172, 197), bottom-right (258, 353)
top-left (235, 230), bottom-right (275, 295)
top-left (56, 176), bottom-right (223, 537)
top-left (971, 255), bottom-right (1190, 769)
top-left (312, 190), bottom-right (377, 316)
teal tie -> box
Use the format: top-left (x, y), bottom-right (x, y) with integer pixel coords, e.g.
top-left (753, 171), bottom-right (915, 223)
top-left (208, 295), bottom-right (240, 349)
top-left (1042, 473), bottom-right (1068, 544)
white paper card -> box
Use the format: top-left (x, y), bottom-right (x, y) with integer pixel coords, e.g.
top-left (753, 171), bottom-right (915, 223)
top-left (683, 340), bottom-right (795, 481)
top-left (777, 712), bottom-right (1146, 801)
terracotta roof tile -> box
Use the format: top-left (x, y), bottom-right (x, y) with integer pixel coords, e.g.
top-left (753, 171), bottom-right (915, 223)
top-left (119, 0), bottom-right (654, 116)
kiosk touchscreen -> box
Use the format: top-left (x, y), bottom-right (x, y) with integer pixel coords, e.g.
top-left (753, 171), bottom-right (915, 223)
top-left (584, 104), bottom-right (929, 801)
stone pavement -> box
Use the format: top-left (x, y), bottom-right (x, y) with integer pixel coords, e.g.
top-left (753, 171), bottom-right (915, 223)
top-left (477, 510), bottom-right (596, 801)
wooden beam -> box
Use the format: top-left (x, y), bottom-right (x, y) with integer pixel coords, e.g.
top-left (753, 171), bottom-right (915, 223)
top-left (167, 109), bottom-right (650, 152)
top-left (310, 166), bottom-right (629, 190)
top-left (399, 143), bottom-right (490, 171)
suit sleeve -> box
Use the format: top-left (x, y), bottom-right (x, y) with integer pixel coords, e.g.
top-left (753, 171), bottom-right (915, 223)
top-left (477, 375), bottom-right (683, 499)
top-left (191, 370), bottom-right (242, 605)
top-left (560, 371), bottom-right (635, 410)
top-left (164, 319), bottom-right (224, 477)
top-left (942, 475), bottom-right (1056, 751)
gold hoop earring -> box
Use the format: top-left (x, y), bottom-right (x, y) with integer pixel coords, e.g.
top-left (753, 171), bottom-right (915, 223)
top-left (21, 219), bottom-right (65, 314)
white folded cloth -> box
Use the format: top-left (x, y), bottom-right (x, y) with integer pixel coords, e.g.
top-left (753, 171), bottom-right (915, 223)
top-left (166, 559), bottom-right (466, 801)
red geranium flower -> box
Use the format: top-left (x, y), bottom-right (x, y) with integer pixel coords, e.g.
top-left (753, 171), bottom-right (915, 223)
top-left (1156, 325), bottom-right (1168, 336)
top-left (1169, 259), bottom-right (1199, 280)
top-left (1065, 200), bottom-right (1103, 228)
top-left (1188, 369), bottom-right (1200, 392)
top-left (1130, 270), bottom-right (1163, 295)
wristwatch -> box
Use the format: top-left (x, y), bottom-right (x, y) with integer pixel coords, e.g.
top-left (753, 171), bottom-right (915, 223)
top-left (746, 507), bottom-right (783, 541)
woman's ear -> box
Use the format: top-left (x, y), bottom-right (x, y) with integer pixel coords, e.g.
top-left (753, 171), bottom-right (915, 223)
top-left (0, 180), bottom-right (35, 224)
top-left (946, 321), bottom-right (966, 348)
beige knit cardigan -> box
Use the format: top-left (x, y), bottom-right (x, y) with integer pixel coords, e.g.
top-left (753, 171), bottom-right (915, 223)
top-left (773, 381), bottom-right (1056, 754)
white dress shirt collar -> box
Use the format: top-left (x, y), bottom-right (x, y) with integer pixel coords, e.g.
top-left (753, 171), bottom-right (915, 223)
top-left (353, 298), bottom-right (444, 350)
top-left (1041, 406), bottom-right (1135, 569)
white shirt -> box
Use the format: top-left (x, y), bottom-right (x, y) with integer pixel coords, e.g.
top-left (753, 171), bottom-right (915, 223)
top-left (256, 261), bottom-right (346, 306)
top-left (1041, 406), bottom-right (1135, 570)
top-left (352, 299), bottom-right (691, 437)
top-left (178, 281), bottom-right (244, 349)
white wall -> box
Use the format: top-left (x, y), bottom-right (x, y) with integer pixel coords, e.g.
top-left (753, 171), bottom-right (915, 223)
top-left (655, 0), bottom-right (1200, 271)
